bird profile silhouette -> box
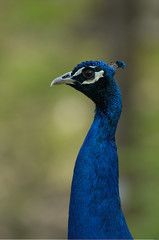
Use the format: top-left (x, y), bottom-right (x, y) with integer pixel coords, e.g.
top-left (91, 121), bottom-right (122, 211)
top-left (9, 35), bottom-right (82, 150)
top-left (51, 60), bottom-right (133, 239)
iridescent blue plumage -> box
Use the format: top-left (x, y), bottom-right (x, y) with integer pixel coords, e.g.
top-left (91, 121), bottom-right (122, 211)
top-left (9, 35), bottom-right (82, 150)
top-left (51, 60), bottom-right (133, 239)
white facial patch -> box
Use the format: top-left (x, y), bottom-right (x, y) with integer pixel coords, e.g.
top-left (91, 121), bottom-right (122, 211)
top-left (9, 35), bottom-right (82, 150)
top-left (72, 67), bottom-right (85, 77)
top-left (82, 70), bottom-right (104, 85)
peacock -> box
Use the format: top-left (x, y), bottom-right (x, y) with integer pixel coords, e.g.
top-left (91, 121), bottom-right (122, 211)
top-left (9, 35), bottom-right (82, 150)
top-left (51, 60), bottom-right (133, 239)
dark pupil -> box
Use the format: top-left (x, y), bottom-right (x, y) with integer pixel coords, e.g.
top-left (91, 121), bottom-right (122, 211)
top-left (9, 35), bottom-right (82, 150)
top-left (82, 69), bottom-right (94, 79)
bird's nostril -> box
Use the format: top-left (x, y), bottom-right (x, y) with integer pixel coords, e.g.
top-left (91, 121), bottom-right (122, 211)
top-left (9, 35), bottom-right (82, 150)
top-left (62, 74), bottom-right (70, 79)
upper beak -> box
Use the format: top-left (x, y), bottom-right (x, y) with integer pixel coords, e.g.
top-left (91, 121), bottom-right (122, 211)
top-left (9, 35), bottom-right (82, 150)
top-left (50, 71), bottom-right (75, 86)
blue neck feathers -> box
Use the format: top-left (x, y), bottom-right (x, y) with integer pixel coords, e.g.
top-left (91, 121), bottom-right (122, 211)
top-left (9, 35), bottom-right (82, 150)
top-left (68, 79), bottom-right (132, 239)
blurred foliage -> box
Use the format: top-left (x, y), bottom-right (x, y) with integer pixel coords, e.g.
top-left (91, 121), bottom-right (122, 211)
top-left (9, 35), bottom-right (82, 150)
top-left (0, 0), bottom-right (159, 238)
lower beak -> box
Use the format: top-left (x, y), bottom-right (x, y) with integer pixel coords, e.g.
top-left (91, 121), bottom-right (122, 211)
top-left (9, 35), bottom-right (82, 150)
top-left (50, 71), bottom-right (75, 86)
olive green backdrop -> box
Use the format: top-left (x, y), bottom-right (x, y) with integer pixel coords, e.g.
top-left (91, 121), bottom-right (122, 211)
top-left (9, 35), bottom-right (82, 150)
top-left (0, 0), bottom-right (159, 238)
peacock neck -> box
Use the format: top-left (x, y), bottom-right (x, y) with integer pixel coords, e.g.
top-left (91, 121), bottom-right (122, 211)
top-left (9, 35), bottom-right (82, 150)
top-left (68, 87), bottom-right (132, 239)
top-left (68, 102), bottom-right (124, 238)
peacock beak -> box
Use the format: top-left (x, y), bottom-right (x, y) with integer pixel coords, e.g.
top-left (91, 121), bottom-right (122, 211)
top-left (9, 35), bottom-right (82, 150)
top-left (51, 72), bottom-right (75, 86)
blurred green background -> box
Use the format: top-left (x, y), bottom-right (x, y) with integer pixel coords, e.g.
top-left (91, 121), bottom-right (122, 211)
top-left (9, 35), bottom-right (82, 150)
top-left (0, 0), bottom-right (159, 238)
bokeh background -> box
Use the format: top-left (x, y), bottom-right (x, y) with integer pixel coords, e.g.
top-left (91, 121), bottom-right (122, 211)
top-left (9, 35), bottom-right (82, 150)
top-left (0, 0), bottom-right (159, 238)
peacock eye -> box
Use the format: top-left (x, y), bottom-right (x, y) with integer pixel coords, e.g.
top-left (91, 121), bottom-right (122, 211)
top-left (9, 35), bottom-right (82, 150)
top-left (82, 68), bottom-right (95, 79)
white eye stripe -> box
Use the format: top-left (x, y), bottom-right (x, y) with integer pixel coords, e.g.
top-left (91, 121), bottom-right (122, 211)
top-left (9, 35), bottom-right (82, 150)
top-left (88, 66), bottom-right (96, 68)
top-left (72, 66), bottom-right (97, 77)
top-left (82, 70), bottom-right (104, 85)
top-left (72, 67), bottom-right (85, 77)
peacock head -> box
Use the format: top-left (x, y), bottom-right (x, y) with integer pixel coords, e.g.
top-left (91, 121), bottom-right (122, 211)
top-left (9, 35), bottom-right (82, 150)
top-left (51, 60), bottom-right (125, 110)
